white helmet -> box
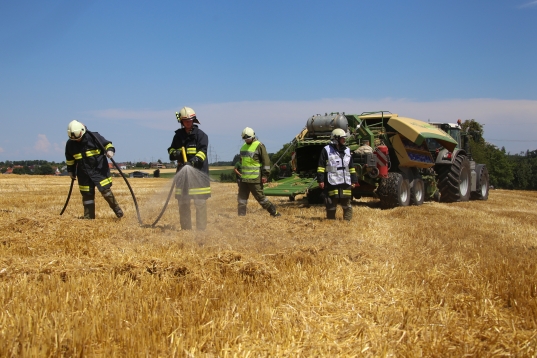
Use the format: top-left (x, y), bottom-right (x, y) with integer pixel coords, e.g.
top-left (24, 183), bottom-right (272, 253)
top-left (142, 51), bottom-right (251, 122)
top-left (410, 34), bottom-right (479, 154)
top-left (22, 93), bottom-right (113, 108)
top-left (176, 106), bottom-right (200, 124)
top-left (67, 120), bottom-right (86, 141)
top-left (331, 128), bottom-right (347, 140)
top-left (241, 127), bottom-right (255, 140)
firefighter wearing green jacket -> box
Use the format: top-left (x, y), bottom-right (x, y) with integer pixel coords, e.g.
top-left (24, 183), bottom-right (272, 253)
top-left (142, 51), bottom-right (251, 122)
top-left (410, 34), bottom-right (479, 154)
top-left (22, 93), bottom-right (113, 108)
top-left (65, 120), bottom-right (123, 219)
top-left (237, 127), bottom-right (280, 217)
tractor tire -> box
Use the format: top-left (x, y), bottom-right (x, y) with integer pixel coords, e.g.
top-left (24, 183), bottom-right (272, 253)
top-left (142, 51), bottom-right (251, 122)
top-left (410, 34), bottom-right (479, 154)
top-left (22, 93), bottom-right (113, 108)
top-left (378, 172), bottom-right (411, 209)
top-left (437, 154), bottom-right (471, 203)
top-left (410, 177), bottom-right (425, 206)
top-left (471, 165), bottom-right (489, 200)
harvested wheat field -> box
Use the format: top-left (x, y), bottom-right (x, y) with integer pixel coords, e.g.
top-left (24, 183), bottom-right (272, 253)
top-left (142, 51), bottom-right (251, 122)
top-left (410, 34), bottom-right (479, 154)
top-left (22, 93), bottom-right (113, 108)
top-left (1, 175), bottom-right (536, 357)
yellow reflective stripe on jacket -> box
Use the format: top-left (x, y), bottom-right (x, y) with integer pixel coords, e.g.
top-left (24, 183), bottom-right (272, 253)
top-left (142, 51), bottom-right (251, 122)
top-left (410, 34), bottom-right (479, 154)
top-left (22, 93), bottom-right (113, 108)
top-left (189, 187), bottom-right (211, 195)
top-left (86, 149), bottom-right (101, 157)
top-left (327, 189), bottom-right (352, 197)
top-left (79, 185), bottom-right (90, 192)
top-left (317, 166), bottom-right (326, 173)
top-left (240, 141), bottom-right (262, 179)
top-left (104, 143), bottom-right (114, 150)
top-left (175, 187), bottom-right (211, 195)
top-left (73, 153), bottom-right (83, 160)
top-left (100, 177), bottom-right (112, 186)
top-left (66, 160), bottom-right (75, 165)
top-left (195, 151), bottom-right (206, 161)
top-left (349, 168), bottom-right (356, 174)
top-left (186, 148), bottom-right (197, 154)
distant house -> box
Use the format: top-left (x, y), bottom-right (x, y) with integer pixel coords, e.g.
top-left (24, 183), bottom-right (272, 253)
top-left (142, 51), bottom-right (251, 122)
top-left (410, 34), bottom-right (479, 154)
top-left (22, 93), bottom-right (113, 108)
top-left (3, 167), bottom-right (13, 174)
top-left (109, 163), bottom-right (127, 170)
top-left (150, 162), bottom-right (166, 169)
top-left (129, 171), bottom-right (149, 178)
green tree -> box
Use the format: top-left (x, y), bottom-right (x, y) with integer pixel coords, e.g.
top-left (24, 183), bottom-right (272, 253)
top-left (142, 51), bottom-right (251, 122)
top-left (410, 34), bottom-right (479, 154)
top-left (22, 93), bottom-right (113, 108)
top-left (231, 154), bottom-right (241, 166)
top-left (270, 142), bottom-right (295, 167)
top-left (36, 164), bottom-right (55, 175)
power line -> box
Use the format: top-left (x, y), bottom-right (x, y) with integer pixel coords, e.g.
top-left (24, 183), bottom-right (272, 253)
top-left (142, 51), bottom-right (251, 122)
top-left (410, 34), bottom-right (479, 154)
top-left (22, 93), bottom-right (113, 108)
top-left (488, 138), bottom-right (537, 142)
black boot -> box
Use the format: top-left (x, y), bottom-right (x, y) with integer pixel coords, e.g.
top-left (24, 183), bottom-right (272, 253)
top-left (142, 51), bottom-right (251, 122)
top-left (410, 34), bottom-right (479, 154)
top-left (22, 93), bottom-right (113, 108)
top-left (326, 210), bottom-right (336, 220)
top-left (195, 200), bottom-right (207, 231)
top-left (267, 203), bottom-right (281, 217)
top-left (83, 204), bottom-right (96, 219)
top-left (179, 202), bottom-right (192, 230)
top-left (82, 194), bottom-right (95, 219)
top-left (343, 207), bottom-right (352, 221)
top-left (102, 189), bottom-right (123, 218)
top-left (238, 204), bottom-right (247, 216)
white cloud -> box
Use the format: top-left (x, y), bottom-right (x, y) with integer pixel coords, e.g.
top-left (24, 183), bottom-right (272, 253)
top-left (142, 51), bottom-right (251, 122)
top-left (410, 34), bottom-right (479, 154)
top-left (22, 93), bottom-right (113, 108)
top-left (90, 98), bottom-right (537, 158)
top-left (0, 147), bottom-right (4, 153)
top-left (518, 0), bottom-right (537, 8)
top-left (34, 134), bottom-right (51, 152)
top-left (32, 134), bottom-right (63, 155)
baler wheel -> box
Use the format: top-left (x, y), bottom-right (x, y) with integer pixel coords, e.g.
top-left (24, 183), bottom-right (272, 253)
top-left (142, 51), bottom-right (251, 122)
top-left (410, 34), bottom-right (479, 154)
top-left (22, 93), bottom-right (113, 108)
top-left (410, 178), bottom-right (424, 206)
top-left (378, 172), bottom-right (411, 209)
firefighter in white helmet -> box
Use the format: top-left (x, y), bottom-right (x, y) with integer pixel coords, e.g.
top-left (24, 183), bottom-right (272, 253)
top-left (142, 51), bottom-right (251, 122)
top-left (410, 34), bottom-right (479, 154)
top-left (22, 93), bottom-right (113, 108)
top-left (317, 128), bottom-right (358, 220)
top-left (65, 120), bottom-right (123, 219)
top-left (167, 107), bottom-right (211, 230)
top-left (237, 127), bottom-right (281, 217)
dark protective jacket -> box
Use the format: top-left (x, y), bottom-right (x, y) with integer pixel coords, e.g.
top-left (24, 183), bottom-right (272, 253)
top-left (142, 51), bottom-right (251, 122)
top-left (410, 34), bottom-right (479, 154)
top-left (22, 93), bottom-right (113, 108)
top-left (317, 142), bottom-right (358, 199)
top-left (168, 125), bottom-right (211, 200)
top-left (65, 131), bottom-right (115, 193)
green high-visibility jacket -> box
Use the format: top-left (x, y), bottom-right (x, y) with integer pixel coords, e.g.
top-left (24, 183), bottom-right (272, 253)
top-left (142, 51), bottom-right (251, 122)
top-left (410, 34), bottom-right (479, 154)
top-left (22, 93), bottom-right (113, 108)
top-left (240, 140), bottom-right (271, 183)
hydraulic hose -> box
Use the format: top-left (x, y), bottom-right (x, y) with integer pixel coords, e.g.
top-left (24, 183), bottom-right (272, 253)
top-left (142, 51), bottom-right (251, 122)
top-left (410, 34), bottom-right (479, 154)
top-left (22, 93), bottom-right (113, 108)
top-left (59, 178), bottom-right (75, 215)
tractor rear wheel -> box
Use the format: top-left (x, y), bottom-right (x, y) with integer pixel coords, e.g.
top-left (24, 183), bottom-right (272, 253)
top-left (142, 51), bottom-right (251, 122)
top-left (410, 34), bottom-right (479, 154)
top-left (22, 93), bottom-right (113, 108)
top-left (437, 154), bottom-right (471, 202)
top-left (378, 172), bottom-right (411, 209)
top-left (410, 177), bottom-right (425, 206)
top-left (471, 165), bottom-right (489, 200)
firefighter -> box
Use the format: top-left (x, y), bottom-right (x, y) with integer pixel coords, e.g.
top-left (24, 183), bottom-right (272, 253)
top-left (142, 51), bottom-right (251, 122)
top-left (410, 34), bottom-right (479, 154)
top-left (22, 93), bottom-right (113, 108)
top-left (65, 120), bottom-right (123, 219)
top-left (317, 128), bottom-right (358, 220)
top-left (168, 107), bottom-right (211, 230)
top-left (238, 127), bottom-right (280, 217)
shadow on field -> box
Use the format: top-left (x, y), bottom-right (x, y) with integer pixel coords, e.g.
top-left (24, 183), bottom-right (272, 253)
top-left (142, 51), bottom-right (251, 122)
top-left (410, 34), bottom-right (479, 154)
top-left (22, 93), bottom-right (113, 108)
top-left (276, 198), bottom-right (382, 210)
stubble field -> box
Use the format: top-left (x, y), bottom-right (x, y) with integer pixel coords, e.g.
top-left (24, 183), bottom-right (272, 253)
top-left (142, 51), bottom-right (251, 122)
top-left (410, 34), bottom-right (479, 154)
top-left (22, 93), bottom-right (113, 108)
top-left (0, 175), bottom-right (536, 357)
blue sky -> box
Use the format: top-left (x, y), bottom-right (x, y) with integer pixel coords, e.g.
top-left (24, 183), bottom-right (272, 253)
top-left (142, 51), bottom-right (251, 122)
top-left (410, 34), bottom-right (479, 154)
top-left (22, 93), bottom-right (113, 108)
top-left (1, 0), bottom-right (536, 163)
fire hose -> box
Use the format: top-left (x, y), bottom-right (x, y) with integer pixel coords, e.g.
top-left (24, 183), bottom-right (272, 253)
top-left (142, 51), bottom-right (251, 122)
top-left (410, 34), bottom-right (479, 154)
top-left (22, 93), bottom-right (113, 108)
top-left (148, 147), bottom-right (186, 227)
top-left (86, 131), bottom-right (144, 225)
top-left (59, 178), bottom-right (75, 216)
top-left (60, 138), bottom-right (186, 228)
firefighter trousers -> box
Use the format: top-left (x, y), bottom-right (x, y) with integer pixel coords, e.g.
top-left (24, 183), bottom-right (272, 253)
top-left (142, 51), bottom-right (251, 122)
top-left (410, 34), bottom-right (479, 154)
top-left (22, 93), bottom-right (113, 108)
top-left (178, 199), bottom-right (207, 230)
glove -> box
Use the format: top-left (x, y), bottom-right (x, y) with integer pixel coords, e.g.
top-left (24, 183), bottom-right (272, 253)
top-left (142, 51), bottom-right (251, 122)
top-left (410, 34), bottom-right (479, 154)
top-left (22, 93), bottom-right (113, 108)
top-left (69, 172), bottom-right (76, 180)
top-left (262, 177), bottom-right (267, 184)
top-left (190, 156), bottom-right (202, 169)
top-left (171, 150), bottom-right (181, 160)
top-left (106, 151), bottom-right (114, 159)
